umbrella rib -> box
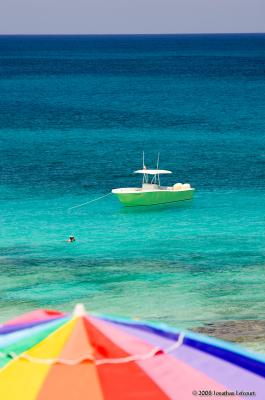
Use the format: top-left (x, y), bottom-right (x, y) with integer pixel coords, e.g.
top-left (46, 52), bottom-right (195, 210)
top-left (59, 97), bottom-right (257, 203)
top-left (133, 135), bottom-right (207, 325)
top-left (0, 332), bottom-right (185, 366)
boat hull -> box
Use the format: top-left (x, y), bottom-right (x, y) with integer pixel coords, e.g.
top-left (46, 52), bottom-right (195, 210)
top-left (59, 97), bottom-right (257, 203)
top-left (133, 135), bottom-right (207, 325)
top-left (113, 189), bottom-right (194, 207)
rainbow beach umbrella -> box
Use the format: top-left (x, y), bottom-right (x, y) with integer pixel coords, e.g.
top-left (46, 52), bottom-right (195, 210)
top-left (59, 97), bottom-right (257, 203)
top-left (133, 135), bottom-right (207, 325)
top-left (0, 304), bottom-right (265, 399)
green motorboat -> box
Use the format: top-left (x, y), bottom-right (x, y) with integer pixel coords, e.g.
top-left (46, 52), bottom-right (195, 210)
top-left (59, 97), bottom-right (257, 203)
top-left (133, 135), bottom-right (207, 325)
top-left (112, 157), bottom-right (195, 207)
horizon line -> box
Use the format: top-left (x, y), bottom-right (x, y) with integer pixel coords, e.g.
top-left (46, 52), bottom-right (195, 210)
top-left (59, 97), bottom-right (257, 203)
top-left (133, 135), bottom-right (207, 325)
top-left (0, 32), bottom-right (264, 37)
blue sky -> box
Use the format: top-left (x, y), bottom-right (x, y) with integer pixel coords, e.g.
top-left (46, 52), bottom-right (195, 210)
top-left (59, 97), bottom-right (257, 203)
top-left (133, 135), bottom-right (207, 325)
top-left (0, 0), bottom-right (264, 34)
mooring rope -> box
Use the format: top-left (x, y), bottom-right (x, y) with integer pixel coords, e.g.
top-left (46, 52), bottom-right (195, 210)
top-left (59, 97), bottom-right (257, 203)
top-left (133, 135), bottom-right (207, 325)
top-left (68, 192), bottom-right (112, 211)
top-left (0, 332), bottom-right (185, 366)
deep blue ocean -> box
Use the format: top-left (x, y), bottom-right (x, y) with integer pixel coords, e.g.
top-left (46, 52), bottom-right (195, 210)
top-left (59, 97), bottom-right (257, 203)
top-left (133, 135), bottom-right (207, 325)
top-left (0, 34), bottom-right (264, 350)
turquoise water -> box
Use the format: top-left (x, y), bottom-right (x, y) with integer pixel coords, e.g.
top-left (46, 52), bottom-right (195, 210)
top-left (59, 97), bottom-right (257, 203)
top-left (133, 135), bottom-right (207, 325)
top-left (0, 35), bottom-right (265, 350)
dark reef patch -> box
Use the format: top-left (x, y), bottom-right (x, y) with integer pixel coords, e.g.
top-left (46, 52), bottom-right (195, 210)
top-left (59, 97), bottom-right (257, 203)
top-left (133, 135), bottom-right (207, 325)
top-left (192, 320), bottom-right (265, 345)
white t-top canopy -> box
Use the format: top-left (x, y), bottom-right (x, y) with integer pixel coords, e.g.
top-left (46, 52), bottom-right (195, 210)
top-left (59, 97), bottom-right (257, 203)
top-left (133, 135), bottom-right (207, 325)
top-left (134, 169), bottom-right (172, 175)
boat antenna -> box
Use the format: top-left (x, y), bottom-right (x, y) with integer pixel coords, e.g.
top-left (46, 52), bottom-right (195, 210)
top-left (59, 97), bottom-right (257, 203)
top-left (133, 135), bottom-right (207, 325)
top-left (142, 151), bottom-right (145, 168)
top-left (156, 152), bottom-right (160, 170)
top-left (156, 152), bottom-right (160, 186)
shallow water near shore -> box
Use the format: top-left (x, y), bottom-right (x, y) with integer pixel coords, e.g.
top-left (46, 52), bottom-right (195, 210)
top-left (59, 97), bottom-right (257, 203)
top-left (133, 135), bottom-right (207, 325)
top-left (0, 34), bottom-right (265, 352)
